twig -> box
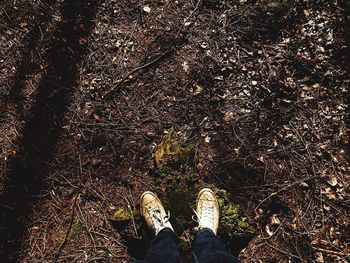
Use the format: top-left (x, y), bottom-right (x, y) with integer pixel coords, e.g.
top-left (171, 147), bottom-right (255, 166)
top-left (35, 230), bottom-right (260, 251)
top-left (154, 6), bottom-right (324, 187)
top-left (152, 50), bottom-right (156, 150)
top-left (53, 193), bottom-right (80, 262)
top-left (128, 202), bottom-right (138, 238)
top-left (127, 188), bottom-right (138, 237)
top-left (102, 0), bottom-right (202, 98)
top-left (313, 247), bottom-right (347, 257)
top-left (102, 51), bottom-right (172, 98)
top-left (265, 240), bottom-right (304, 262)
top-left (254, 174), bottom-right (320, 211)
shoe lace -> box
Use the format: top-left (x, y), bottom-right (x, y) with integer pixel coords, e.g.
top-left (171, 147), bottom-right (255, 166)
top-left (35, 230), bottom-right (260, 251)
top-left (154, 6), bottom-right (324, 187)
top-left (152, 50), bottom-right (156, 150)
top-left (192, 203), bottom-right (214, 229)
top-left (149, 206), bottom-right (171, 229)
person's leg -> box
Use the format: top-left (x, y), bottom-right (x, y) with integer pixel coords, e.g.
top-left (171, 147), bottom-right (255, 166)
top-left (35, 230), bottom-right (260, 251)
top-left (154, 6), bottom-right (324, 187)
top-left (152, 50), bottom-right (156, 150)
top-left (139, 228), bottom-right (181, 263)
top-left (136, 191), bottom-right (181, 263)
top-left (191, 188), bottom-right (240, 263)
top-left (192, 228), bottom-right (239, 263)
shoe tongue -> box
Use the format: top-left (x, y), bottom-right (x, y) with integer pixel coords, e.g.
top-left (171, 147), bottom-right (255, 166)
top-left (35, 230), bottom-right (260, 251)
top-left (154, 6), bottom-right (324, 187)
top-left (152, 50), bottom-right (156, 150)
top-left (151, 207), bottom-right (163, 220)
top-left (150, 205), bottom-right (161, 212)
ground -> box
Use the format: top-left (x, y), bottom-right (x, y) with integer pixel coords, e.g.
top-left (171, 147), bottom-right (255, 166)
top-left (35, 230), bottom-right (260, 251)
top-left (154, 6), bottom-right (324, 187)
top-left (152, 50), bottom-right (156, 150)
top-left (0, 0), bottom-right (349, 262)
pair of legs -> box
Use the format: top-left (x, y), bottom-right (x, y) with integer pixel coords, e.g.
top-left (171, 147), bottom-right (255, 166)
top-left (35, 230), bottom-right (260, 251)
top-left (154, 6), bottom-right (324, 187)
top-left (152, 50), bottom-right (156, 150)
top-left (135, 188), bottom-right (240, 263)
top-left (135, 228), bottom-right (239, 263)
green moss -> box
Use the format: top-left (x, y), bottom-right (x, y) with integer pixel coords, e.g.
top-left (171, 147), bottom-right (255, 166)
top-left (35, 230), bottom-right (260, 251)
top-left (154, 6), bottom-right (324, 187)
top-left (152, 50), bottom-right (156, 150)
top-left (157, 165), bottom-right (177, 179)
top-left (108, 208), bottom-right (132, 222)
top-left (215, 188), bottom-right (232, 207)
top-left (108, 208), bottom-right (145, 241)
top-left (237, 219), bottom-right (255, 234)
top-left (70, 218), bottom-right (84, 238)
top-left (213, 187), bottom-right (256, 238)
top-left (155, 133), bottom-right (195, 171)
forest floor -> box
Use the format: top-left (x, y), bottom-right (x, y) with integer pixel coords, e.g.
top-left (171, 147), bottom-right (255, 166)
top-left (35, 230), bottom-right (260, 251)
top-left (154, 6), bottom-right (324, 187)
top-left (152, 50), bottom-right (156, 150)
top-left (0, 0), bottom-right (349, 262)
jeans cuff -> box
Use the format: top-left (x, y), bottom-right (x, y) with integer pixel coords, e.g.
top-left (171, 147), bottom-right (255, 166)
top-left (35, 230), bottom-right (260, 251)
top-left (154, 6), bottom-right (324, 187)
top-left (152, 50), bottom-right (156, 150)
top-left (196, 227), bottom-right (215, 237)
top-left (157, 227), bottom-right (175, 236)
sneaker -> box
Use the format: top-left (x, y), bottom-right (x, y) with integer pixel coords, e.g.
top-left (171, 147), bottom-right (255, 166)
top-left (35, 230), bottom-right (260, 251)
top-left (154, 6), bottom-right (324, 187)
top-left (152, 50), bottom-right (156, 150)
top-left (140, 191), bottom-right (174, 235)
top-left (194, 188), bottom-right (220, 234)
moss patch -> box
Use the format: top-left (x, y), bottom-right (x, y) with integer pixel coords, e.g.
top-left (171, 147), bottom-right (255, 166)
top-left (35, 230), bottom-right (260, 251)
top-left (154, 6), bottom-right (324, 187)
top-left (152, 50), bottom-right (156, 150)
top-left (155, 133), bottom-right (195, 171)
top-left (214, 188), bottom-right (256, 238)
top-left (70, 218), bottom-right (84, 238)
top-left (108, 208), bottom-right (133, 222)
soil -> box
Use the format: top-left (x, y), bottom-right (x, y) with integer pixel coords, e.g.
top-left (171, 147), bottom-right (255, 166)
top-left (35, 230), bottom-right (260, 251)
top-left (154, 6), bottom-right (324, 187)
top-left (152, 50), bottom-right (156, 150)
top-left (0, 0), bottom-right (349, 262)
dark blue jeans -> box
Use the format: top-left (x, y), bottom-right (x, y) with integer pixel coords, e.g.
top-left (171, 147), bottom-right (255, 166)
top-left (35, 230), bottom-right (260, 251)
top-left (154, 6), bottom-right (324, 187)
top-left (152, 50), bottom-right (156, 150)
top-left (134, 228), bottom-right (240, 263)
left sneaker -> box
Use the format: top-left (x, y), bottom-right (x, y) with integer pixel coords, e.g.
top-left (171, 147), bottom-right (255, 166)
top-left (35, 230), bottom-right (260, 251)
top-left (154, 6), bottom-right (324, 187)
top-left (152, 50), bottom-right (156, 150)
top-left (140, 191), bottom-right (174, 235)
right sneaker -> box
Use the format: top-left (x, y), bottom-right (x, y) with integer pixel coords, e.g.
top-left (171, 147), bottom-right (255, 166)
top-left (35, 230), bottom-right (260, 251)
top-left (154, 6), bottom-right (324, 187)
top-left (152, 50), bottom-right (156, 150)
top-left (140, 191), bottom-right (174, 235)
top-left (194, 188), bottom-right (220, 234)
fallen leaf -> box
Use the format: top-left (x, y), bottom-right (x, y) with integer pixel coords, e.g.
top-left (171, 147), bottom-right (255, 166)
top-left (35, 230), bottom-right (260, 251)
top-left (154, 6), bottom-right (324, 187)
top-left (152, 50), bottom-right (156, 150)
top-left (327, 176), bottom-right (337, 187)
top-left (254, 208), bottom-right (263, 220)
top-left (91, 159), bottom-right (102, 166)
top-left (265, 225), bottom-right (274, 236)
top-left (143, 5), bottom-right (151, 13)
top-left (93, 113), bottom-right (102, 121)
top-left (315, 252), bottom-right (324, 263)
top-left (194, 84), bottom-right (203, 95)
top-left (299, 181), bottom-right (309, 188)
top-left (224, 111), bottom-right (234, 123)
top-left (182, 61), bottom-right (189, 72)
top-left (271, 214), bottom-right (280, 225)
top-left (257, 156), bottom-right (264, 163)
top-left (200, 42), bottom-right (208, 49)
top-left (301, 84), bottom-right (310, 91)
top-left (322, 187), bottom-right (336, 199)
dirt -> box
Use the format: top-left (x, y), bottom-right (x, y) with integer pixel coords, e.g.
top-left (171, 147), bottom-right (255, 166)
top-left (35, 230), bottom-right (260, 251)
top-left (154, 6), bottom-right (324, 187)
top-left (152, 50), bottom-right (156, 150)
top-left (0, 0), bottom-right (349, 262)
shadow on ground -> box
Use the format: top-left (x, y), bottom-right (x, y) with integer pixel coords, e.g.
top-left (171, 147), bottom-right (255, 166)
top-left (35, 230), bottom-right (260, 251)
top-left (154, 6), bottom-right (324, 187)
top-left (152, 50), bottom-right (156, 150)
top-left (0, 0), bottom-right (99, 261)
top-left (1, 0), bottom-right (56, 110)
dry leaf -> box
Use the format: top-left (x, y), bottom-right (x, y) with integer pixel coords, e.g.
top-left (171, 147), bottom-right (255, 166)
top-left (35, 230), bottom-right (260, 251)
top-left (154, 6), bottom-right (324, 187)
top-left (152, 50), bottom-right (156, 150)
top-left (271, 214), bottom-right (280, 225)
top-left (91, 159), bottom-right (102, 166)
top-left (194, 84), bottom-right (203, 95)
top-left (323, 187), bottom-right (336, 199)
top-left (93, 113), bottom-right (102, 121)
top-left (299, 181), bottom-right (309, 188)
top-left (143, 5), bottom-right (151, 13)
top-left (254, 208), bottom-right (263, 220)
top-left (257, 156), bottom-right (264, 163)
top-left (265, 225), bottom-right (274, 236)
top-left (182, 61), bottom-right (189, 73)
top-left (327, 176), bottom-right (338, 187)
top-left (224, 111), bottom-right (234, 123)
top-left (315, 252), bottom-right (324, 263)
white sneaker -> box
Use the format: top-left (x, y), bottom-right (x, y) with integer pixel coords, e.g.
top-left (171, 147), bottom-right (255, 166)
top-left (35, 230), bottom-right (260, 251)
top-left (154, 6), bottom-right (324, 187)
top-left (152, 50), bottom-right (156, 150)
top-left (194, 188), bottom-right (220, 234)
top-left (140, 191), bottom-right (174, 235)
